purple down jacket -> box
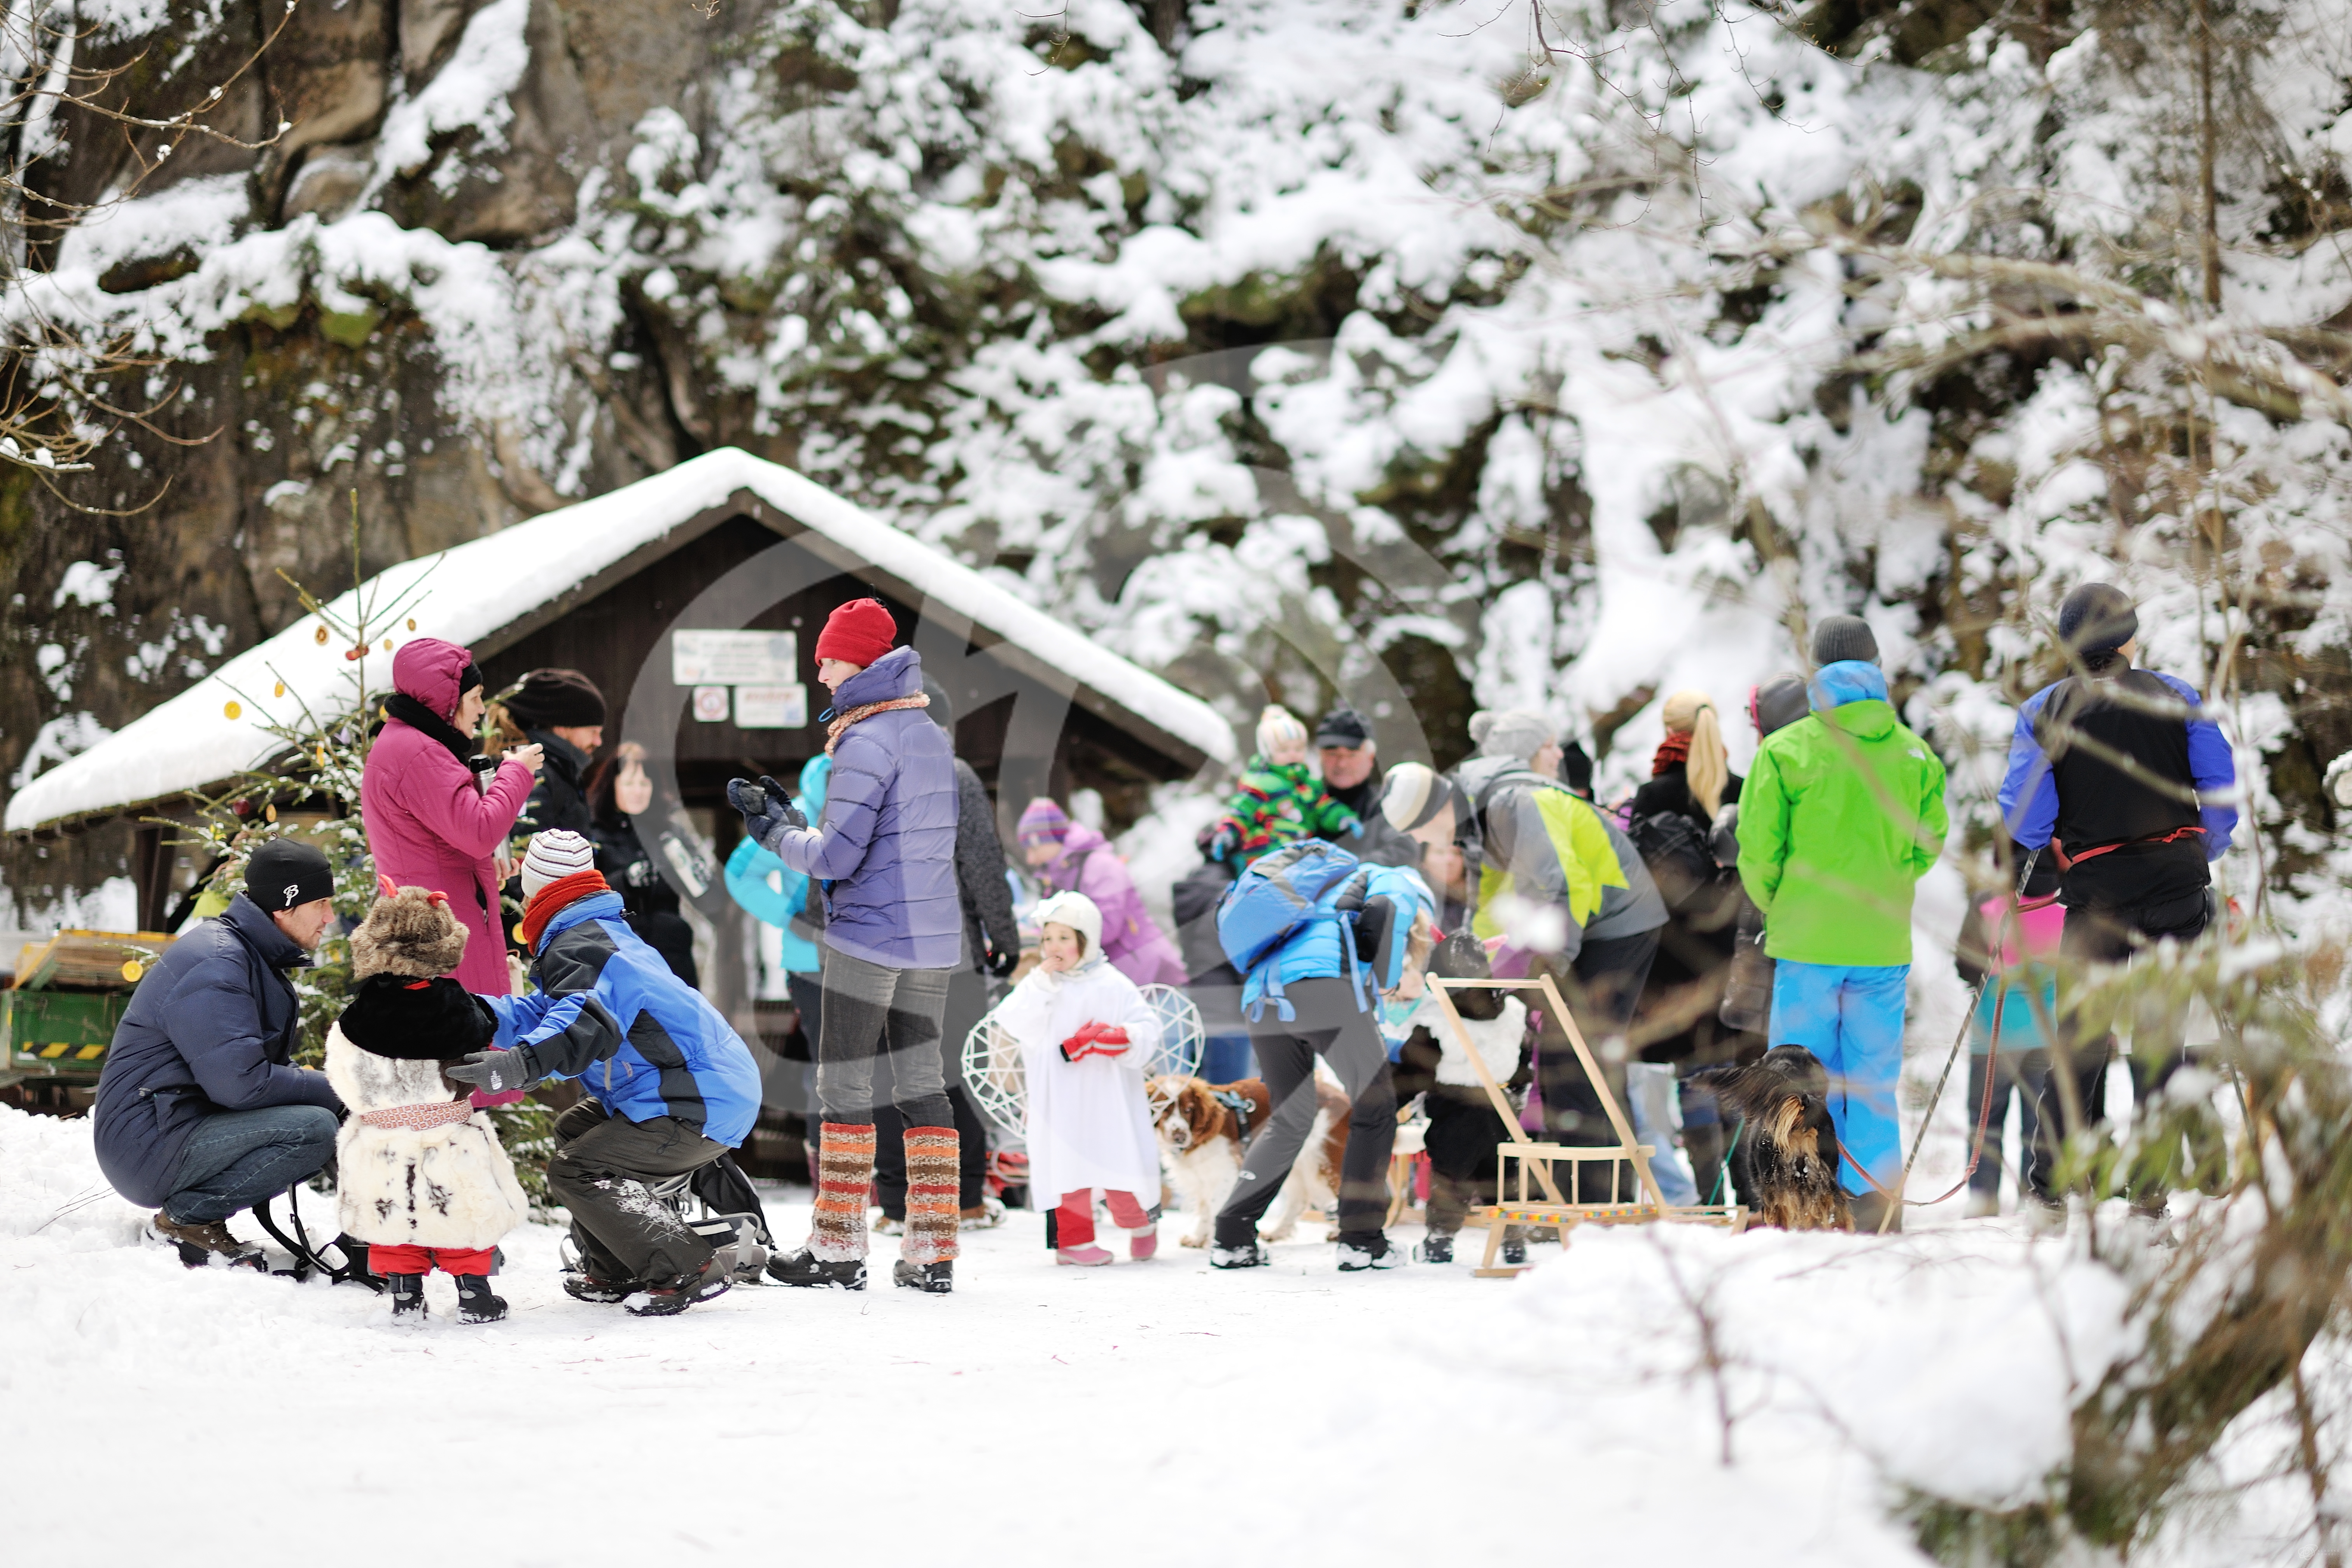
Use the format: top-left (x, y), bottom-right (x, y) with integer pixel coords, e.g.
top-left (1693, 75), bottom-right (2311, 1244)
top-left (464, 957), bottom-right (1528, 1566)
top-left (762, 646), bottom-right (961, 969)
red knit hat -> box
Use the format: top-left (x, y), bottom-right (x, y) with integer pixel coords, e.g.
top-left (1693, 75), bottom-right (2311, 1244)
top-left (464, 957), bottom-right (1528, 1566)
top-left (815, 598), bottom-right (898, 668)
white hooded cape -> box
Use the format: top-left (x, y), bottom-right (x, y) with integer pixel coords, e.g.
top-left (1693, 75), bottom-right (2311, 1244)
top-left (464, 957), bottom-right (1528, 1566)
top-left (992, 954), bottom-right (1163, 1208)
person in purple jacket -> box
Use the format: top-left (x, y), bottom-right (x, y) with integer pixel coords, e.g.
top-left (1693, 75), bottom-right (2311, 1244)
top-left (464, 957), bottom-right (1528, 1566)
top-left (1997, 582), bottom-right (2238, 1213)
top-left (728, 598), bottom-right (964, 1293)
top-left (1016, 797), bottom-right (1188, 986)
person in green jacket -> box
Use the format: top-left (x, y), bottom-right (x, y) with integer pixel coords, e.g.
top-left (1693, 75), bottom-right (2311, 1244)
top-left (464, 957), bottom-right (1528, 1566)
top-left (1206, 705), bottom-right (1361, 866)
top-left (1736, 616), bottom-right (1948, 1228)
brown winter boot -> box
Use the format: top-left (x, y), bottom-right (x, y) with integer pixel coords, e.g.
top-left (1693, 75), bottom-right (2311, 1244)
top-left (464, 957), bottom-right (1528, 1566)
top-left (147, 1211), bottom-right (264, 1270)
top-left (895, 1125), bottom-right (959, 1293)
top-left (766, 1122), bottom-right (875, 1290)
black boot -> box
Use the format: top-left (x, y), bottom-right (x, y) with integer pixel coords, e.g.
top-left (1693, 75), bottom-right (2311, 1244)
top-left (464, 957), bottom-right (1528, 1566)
top-left (1500, 1227), bottom-right (1528, 1266)
top-left (562, 1271), bottom-right (635, 1304)
top-left (629, 1249), bottom-right (737, 1317)
top-left (455, 1274), bottom-right (508, 1324)
top-left (892, 1259), bottom-right (953, 1294)
top-left (765, 1246), bottom-right (868, 1291)
top-left (387, 1272), bottom-right (427, 1322)
top-left (1412, 1231), bottom-right (1455, 1264)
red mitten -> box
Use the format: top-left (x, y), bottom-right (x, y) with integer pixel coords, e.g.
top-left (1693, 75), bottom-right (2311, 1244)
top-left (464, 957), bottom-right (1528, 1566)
top-left (1086, 1026), bottom-right (1132, 1057)
top-left (1059, 1022), bottom-right (1106, 1062)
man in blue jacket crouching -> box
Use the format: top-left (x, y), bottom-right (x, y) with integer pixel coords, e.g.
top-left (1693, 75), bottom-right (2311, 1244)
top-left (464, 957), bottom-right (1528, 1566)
top-left (451, 829), bottom-right (763, 1316)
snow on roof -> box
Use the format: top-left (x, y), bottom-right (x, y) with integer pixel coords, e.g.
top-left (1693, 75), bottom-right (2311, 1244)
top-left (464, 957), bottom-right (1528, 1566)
top-left (5, 448), bottom-right (1237, 833)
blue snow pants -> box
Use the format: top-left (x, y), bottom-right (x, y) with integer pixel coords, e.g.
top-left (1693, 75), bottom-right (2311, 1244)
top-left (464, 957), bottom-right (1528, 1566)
top-left (1768, 961), bottom-right (1909, 1196)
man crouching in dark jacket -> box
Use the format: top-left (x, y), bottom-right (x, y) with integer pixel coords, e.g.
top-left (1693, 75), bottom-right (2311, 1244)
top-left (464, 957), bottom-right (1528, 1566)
top-left (94, 840), bottom-right (346, 1268)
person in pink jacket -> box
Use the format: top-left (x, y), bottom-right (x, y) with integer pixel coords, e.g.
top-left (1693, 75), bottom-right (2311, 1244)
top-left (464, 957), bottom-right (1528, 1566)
top-left (1016, 798), bottom-right (1187, 987)
top-left (361, 639), bottom-right (542, 1013)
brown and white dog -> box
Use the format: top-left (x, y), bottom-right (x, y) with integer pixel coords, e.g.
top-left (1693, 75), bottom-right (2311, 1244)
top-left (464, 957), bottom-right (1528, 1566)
top-left (1150, 1074), bottom-right (1272, 1247)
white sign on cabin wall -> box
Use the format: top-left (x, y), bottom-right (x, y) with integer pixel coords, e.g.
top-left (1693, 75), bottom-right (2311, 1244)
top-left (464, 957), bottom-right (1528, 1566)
top-left (733, 685), bottom-right (807, 729)
top-left (675, 630), bottom-right (806, 729)
top-left (672, 630), bottom-right (798, 686)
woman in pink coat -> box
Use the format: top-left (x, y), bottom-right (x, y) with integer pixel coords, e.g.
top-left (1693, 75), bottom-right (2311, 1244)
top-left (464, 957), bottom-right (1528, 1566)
top-left (1015, 798), bottom-right (1188, 987)
top-left (361, 639), bottom-right (541, 1007)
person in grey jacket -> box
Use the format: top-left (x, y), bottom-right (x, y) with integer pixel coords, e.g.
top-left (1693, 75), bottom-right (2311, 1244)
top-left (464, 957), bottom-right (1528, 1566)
top-left (729, 598), bottom-right (963, 1293)
top-left (873, 678), bottom-right (1020, 1229)
top-left (93, 840), bottom-right (346, 1268)
top-left (1455, 709), bottom-right (1668, 1199)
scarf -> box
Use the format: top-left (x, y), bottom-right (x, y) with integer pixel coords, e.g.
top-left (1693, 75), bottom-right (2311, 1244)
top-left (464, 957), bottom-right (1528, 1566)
top-left (382, 692), bottom-right (498, 776)
top-left (519, 869), bottom-right (612, 950)
top-left (1651, 733), bottom-right (1690, 775)
top-left (359, 1100), bottom-right (476, 1131)
top-left (824, 693), bottom-right (929, 755)
top-left (1024, 949), bottom-right (1107, 998)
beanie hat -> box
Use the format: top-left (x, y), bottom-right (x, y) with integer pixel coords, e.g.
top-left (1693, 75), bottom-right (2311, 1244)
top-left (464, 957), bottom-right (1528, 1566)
top-left (1017, 797), bottom-right (1071, 846)
top-left (815, 597), bottom-right (898, 668)
top-left (245, 837), bottom-right (334, 913)
top-left (351, 881), bottom-right (468, 980)
top-left (1475, 708), bottom-right (1556, 763)
top-left (504, 667), bottom-right (606, 730)
top-left (1255, 704), bottom-right (1309, 761)
top-left (2057, 582), bottom-right (2138, 655)
top-left (1811, 614), bottom-right (1880, 667)
top-left (1314, 704), bottom-right (1372, 749)
top-left (520, 829), bottom-right (597, 898)
top-left (1034, 890), bottom-right (1103, 955)
top-left (1750, 674), bottom-right (1810, 738)
top-left (1379, 761), bottom-right (1458, 834)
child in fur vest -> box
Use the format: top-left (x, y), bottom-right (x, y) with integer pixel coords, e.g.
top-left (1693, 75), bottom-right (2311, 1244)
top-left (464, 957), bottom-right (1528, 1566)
top-left (326, 879), bottom-right (531, 1323)
top-left (1390, 931), bottom-right (1530, 1265)
top-left (992, 891), bottom-right (1164, 1265)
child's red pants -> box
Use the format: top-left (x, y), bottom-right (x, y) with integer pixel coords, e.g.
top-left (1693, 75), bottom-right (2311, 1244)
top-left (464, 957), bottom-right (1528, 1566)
top-left (369, 1244), bottom-right (495, 1277)
top-left (1054, 1189), bottom-right (1151, 1248)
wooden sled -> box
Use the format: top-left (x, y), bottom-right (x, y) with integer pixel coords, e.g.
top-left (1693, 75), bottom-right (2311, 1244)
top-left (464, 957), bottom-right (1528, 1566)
top-left (1426, 975), bottom-right (1746, 1276)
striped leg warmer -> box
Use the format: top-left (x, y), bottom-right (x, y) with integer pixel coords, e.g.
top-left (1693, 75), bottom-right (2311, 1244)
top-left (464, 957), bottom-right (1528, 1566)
top-left (811, 1122), bottom-right (876, 1262)
top-left (901, 1126), bottom-right (962, 1266)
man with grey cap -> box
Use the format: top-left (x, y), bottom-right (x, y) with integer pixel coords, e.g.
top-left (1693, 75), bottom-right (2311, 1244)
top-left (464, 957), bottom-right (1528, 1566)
top-left (1455, 708), bottom-right (1667, 1198)
top-left (1997, 582), bottom-right (2237, 1211)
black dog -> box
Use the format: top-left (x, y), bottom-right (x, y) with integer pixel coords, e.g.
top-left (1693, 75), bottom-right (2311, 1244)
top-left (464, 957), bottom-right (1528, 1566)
top-left (1689, 1045), bottom-right (1853, 1232)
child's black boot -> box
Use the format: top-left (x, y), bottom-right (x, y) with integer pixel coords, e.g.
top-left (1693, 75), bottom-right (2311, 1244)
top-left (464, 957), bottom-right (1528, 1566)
top-left (388, 1272), bottom-right (427, 1323)
top-left (455, 1273), bottom-right (507, 1324)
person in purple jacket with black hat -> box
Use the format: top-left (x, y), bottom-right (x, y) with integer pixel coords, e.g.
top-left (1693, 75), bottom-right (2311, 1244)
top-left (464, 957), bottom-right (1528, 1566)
top-left (729, 598), bottom-right (964, 1294)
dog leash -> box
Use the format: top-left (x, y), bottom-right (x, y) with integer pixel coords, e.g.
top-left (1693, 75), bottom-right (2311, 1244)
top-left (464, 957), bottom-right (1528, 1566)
top-left (1862, 851), bottom-right (2041, 1230)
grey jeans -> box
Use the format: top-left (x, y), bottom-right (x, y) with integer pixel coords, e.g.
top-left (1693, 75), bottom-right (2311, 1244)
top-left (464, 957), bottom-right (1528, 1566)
top-left (1213, 977), bottom-right (1398, 1245)
top-left (813, 944), bottom-right (954, 1130)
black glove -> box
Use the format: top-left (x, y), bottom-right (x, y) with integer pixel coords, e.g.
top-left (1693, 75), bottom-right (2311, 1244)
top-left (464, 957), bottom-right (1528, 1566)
top-left (1206, 822), bottom-right (1240, 863)
top-left (727, 775), bottom-right (806, 849)
top-left (445, 1048), bottom-right (539, 1095)
top-left (984, 942), bottom-right (1018, 979)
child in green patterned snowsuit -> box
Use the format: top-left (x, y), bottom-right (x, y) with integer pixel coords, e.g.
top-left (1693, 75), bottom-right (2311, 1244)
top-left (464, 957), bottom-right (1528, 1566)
top-left (1207, 705), bottom-right (1362, 868)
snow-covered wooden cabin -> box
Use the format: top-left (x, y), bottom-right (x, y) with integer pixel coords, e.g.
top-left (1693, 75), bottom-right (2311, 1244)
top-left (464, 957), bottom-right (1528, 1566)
top-left (4, 448), bottom-right (1236, 980)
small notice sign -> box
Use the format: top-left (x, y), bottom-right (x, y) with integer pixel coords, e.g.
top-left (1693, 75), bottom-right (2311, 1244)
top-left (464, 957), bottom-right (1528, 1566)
top-left (690, 684), bottom-right (731, 723)
top-left (672, 629), bottom-right (797, 686)
top-left (733, 684), bottom-right (808, 730)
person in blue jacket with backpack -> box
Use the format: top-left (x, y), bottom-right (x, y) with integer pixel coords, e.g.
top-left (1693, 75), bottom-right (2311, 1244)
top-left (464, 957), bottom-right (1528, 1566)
top-left (1210, 841), bottom-right (1435, 1272)
top-left (448, 830), bottom-right (764, 1315)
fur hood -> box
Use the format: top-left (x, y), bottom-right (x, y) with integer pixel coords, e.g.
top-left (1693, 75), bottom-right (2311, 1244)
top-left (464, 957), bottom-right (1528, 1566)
top-left (353, 885), bottom-right (469, 979)
top-left (1403, 991), bottom-right (1527, 1089)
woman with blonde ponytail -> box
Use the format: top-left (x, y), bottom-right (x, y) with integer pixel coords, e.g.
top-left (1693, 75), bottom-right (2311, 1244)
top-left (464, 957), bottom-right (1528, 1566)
top-left (1631, 690), bottom-right (1740, 826)
top-left (1626, 689), bottom-right (1749, 1206)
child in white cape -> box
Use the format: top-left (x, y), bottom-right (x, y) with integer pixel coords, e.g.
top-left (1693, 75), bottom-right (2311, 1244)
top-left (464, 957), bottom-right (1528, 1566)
top-left (994, 891), bottom-right (1164, 1265)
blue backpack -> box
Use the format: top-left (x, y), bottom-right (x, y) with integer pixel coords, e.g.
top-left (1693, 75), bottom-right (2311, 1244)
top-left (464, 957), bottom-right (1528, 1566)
top-left (1215, 840), bottom-right (1367, 1022)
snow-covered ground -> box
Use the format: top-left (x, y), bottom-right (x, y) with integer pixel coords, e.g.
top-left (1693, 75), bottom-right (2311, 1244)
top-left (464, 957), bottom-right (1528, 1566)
top-left (0, 1102), bottom-right (2304, 1566)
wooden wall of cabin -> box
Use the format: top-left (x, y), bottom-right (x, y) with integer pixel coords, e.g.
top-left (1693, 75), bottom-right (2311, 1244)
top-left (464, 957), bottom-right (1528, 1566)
top-left (473, 512), bottom-right (1201, 1090)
